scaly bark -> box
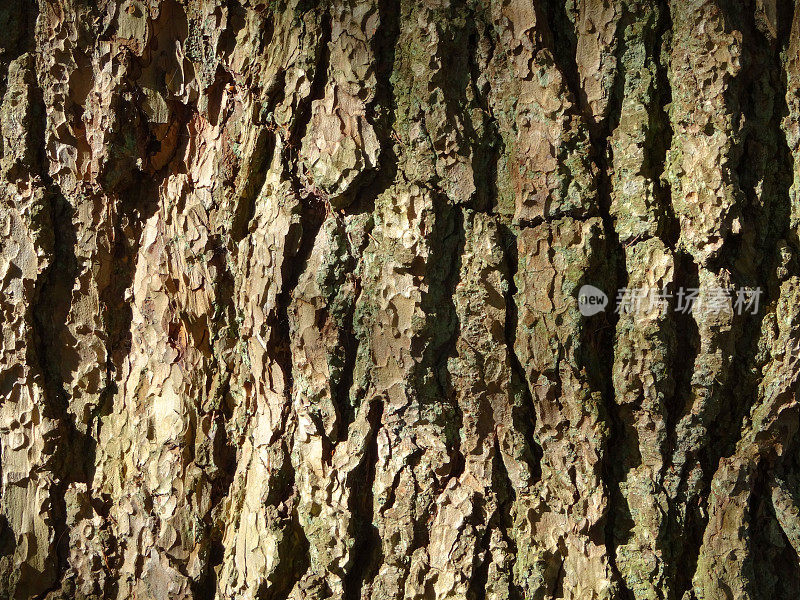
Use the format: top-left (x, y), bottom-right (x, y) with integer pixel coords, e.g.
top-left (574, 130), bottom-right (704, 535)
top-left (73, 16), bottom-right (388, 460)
top-left (1, 1), bottom-right (800, 599)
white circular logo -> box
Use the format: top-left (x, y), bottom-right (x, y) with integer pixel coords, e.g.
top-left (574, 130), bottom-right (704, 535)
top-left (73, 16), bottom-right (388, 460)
top-left (578, 285), bottom-right (608, 316)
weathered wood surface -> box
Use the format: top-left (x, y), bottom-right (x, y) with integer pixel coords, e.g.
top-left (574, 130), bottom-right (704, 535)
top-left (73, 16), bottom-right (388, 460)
top-left (1, 1), bottom-right (799, 598)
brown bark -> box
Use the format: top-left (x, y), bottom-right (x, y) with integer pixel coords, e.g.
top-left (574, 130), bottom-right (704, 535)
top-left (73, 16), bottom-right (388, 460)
top-left (1, 0), bottom-right (799, 599)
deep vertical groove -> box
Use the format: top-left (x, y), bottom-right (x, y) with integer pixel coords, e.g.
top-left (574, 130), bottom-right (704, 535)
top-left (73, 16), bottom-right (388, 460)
top-left (26, 15), bottom-right (88, 589)
top-left (652, 3), bottom-right (708, 596)
top-left (332, 0), bottom-right (401, 444)
top-left (274, 6), bottom-right (332, 403)
top-left (536, 2), bottom-right (634, 595)
top-left (343, 399), bottom-right (385, 600)
top-left (592, 143), bottom-right (633, 600)
top-left (340, 1), bottom-right (400, 595)
top-left (540, 0), bottom-right (590, 128)
top-left (499, 223), bottom-right (543, 482)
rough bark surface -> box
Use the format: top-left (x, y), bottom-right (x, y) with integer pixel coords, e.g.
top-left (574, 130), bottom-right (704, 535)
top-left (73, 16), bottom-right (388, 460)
top-left (1, 0), bottom-right (799, 599)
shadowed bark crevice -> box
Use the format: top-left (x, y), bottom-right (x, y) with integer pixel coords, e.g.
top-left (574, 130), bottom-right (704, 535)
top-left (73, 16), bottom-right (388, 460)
top-left (664, 251), bottom-right (702, 597)
top-left (466, 4), bottom-right (499, 214)
top-left (27, 49), bottom-right (92, 596)
top-left (655, 0), bottom-right (679, 250)
top-left (466, 521), bottom-right (492, 600)
top-left (330, 237), bottom-right (360, 446)
top-left (257, 448), bottom-right (311, 600)
top-left (289, 8), bottom-right (331, 165)
top-left (585, 62), bottom-right (633, 600)
top-left (343, 398), bottom-right (385, 600)
top-left (333, 0), bottom-right (401, 442)
top-left (438, 203), bottom-right (466, 478)
top-left (749, 457), bottom-right (800, 598)
top-left (273, 5), bottom-right (332, 407)
top-left (499, 223), bottom-right (543, 483)
top-left (29, 190), bottom-right (77, 598)
top-left (342, 0), bottom-right (400, 213)
top-left (540, 0), bottom-right (590, 130)
top-left (231, 124), bottom-right (276, 242)
top-left (708, 0), bottom-right (794, 472)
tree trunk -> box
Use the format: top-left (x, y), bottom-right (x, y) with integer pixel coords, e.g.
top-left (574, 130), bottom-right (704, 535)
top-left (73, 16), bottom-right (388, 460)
top-left (1, 0), bottom-right (800, 598)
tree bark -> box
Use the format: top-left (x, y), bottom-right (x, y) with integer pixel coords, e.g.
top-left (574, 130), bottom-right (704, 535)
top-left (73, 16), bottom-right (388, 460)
top-left (1, 0), bottom-right (800, 599)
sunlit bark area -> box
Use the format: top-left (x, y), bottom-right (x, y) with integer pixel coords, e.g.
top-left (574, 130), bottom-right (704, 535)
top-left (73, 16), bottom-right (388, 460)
top-left (1, 0), bottom-right (800, 598)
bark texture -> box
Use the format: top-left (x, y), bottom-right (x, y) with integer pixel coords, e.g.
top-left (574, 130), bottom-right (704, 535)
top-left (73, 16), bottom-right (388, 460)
top-left (1, 0), bottom-right (800, 599)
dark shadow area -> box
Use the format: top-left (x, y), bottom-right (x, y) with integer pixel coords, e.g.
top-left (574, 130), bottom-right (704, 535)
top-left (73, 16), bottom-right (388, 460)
top-left (749, 458), bottom-right (800, 600)
top-left (540, 0), bottom-right (593, 130)
top-left (695, 1), bottom-right (796, 596)
top-left (711, 0), bottom-right (794, 482)
top-left (333, 0), bottom-right (402, 442)
top-left (343, 398), bottom-right (385, 600)
top-left (256, 444), bottom-right (312, 600)
top-left (663, 251), bottom-right (702, 598)
top-left (498, 223), bottom-right (543, 482)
